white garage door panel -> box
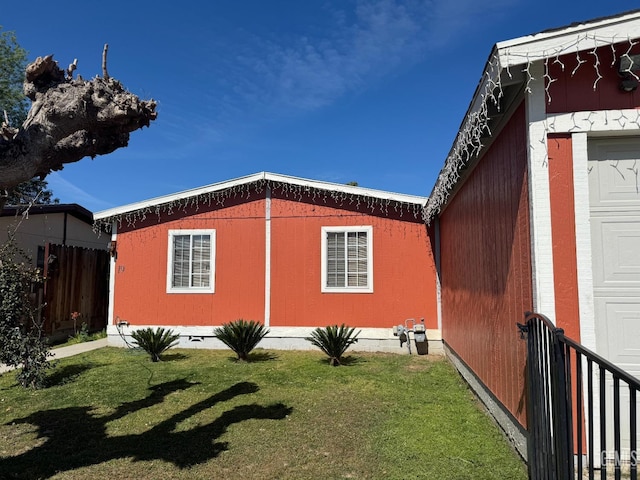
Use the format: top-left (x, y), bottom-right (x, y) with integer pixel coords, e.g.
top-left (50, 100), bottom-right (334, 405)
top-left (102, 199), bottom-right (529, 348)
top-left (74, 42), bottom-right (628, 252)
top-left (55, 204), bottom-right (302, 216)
top-left (594, 298), bottom-right (640, 360)
top-left (591, 217), bottom-right (640, 286)
top-left (595, 299), bottom-right (640, 365)
top-left (589, 141), bottom-right (640, 207)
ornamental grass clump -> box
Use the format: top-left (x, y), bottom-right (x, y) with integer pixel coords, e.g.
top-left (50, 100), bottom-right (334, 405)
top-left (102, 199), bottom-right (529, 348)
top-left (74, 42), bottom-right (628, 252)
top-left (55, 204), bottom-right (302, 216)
top-left (213, 319), bottom-right (269, 361)
top-left (306, 324), bottom-right (360, 366)
top-left (130, 327), bottom-right (180, 362)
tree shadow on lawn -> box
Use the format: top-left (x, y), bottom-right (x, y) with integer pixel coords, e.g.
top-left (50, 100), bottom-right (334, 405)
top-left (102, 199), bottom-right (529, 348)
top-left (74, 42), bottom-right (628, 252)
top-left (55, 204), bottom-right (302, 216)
top-left (0, 379), bottom-right (293, 479)
top-left (247, 351), bottom-right (278, 362)
top-left (221, 351), bottom-right (279, 363)
top-left (313, 355), bottom-right (362, 366)
top-left (1, 361), bottom-right (103, 389)
top-left (158, 352), bottom-right (188, 362)
top-left (45, 362), bottom-right (104, 387)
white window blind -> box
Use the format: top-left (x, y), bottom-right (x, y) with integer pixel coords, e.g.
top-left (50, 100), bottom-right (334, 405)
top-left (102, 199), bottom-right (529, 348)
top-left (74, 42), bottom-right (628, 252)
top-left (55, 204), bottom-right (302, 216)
top-left (322, 226), bottom-right (372, 293)
top-left (167, 230), bottom-right (215, 293)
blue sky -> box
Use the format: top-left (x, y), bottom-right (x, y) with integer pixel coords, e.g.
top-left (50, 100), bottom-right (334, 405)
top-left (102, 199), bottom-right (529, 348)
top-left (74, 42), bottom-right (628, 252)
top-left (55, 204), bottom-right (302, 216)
top-left (1, 1), bottom-right (634, 212)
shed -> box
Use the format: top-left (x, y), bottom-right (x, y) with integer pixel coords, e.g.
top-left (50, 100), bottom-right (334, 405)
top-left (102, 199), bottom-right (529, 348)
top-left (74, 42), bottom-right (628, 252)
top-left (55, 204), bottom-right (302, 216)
top-left (427, 10), bottom-right (640, 457)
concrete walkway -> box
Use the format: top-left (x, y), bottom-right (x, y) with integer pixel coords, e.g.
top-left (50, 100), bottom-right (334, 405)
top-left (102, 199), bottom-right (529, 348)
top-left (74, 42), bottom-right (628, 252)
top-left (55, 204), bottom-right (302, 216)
top-left (0, 338), bottom-right (108, 375)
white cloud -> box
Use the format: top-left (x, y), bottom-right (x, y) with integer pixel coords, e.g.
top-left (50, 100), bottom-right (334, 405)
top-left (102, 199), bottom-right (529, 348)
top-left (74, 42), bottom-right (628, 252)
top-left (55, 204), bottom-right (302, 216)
top-left (213, 0), bottom-right (518, 118)
top-left (237, 0), bottom-right (430, 113)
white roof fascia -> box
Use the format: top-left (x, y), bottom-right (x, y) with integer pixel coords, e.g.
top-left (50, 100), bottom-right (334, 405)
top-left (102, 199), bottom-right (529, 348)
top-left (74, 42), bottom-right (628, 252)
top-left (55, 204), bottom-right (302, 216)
top-left (94, 172), bottom-right (266, 220)
top-left (496, 10), bottom-right (640, 68)
top-left (263, 172), bottom-right (427, 205)
top-left (94, 171), bottom-right (427, 220)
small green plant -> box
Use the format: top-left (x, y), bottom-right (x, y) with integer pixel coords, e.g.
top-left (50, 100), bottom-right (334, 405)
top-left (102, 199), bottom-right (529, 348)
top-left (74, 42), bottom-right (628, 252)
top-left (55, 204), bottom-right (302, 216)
top-left (306, 324), bottom-right (361, 366)
top-left (130, 327), bottom-right (180, 362)
top-left (68, 322), bottom-right (89, 344)
top-left (213, 319), bottom-right (269, 361)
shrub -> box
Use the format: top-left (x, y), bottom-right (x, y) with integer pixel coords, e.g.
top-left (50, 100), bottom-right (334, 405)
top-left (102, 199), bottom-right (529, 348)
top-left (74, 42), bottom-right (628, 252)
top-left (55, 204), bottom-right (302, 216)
top-left (130, 327), bottom-right (180, 362)
top-left (0, 233), bottom-right (52, 388)
top-left (213, 319), bottom-right (269, 361)
top-left (306, 324), bottom-right (360, 366)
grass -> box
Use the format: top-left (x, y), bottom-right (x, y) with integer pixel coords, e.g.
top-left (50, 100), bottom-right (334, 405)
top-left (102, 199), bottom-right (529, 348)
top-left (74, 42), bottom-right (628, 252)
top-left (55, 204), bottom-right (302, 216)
top-left (0, 348), bottom-right (527, 479)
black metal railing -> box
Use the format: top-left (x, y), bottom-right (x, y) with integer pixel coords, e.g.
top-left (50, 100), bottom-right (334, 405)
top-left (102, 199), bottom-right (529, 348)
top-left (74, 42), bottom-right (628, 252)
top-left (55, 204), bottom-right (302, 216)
top-left (518, 312), bottom-right (640, 480)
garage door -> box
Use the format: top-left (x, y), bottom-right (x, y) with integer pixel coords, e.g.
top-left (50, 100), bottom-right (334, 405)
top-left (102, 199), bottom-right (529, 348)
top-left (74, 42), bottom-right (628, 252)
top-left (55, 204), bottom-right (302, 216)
top-left (589, 137), bottom-right (640, 458)
top-left (589, 137), bottom-right (640, 373)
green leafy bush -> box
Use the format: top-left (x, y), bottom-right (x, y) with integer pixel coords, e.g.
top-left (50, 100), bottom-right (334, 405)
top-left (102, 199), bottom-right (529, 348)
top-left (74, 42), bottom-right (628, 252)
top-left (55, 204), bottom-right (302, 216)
top-left (0, 233), bottom-right (52, 388)
top-left (130, 327), bottom-right (180, 362)
top-left (213, 319), bottom-right (269, 361)
top-left (306, 324), bottom-right (360, 366)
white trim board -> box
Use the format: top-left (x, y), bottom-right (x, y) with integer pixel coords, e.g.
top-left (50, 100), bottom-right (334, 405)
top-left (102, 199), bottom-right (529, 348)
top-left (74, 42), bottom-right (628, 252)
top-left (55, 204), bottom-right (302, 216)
top-left (571, 132), bottom-right (598, 354)
top-left (526, 61), bottom-right (556, 321)
top-left (546, 109), bottom-right (640, 135)
top-left (107, 228), bottom-right (117, 327)
top-left (264, 184), bottom-right (272, 327)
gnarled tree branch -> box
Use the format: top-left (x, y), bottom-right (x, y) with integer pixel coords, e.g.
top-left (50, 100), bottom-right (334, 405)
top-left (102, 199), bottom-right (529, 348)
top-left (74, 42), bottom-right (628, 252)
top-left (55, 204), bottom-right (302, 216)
top-left (0, 52), bottom-right (157, 195)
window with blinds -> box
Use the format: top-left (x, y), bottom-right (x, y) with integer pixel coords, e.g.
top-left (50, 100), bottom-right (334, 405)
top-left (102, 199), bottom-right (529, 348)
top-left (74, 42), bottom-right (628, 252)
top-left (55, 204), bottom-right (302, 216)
top-left (322, 226), bottom-right (373, 293)
top-left (167, 230), bottom-right (216, 293)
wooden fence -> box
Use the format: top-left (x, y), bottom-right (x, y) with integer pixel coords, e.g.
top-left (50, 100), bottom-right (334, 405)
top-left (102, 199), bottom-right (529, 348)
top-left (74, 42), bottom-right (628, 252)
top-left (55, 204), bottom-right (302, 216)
top-left (42, 243), bottom-right (109, 339)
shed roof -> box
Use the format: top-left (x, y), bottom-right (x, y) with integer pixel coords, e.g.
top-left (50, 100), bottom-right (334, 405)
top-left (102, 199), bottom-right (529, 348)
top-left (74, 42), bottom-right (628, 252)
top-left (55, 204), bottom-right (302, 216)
top-left (425, 9), bottom-right (640, 222)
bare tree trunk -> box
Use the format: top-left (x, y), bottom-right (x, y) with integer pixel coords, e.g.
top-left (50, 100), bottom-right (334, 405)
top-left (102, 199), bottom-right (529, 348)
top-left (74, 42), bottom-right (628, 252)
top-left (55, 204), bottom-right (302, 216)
top-left (0, 51), bottom-right (157, 196)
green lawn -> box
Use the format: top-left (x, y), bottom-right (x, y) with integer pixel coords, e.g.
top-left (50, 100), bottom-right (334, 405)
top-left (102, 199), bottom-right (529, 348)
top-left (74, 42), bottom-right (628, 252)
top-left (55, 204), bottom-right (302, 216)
top-left (0, 348), bottom-right (526, 479)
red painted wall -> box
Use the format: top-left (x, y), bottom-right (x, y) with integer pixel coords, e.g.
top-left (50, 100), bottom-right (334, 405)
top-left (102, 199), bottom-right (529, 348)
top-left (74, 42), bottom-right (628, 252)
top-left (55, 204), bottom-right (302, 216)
top-left (548, 134), bottom-right (581, 340)
top-left (269, 195), bottom-right (438, 328)
top-left (113, 199), bottom-right (266, 326)
top-left (439, 103), bottom-right (533, 426)
top-left (547, 42), bottom-right (640, 114)
top-left (112, 189), bottom-right (438, 330)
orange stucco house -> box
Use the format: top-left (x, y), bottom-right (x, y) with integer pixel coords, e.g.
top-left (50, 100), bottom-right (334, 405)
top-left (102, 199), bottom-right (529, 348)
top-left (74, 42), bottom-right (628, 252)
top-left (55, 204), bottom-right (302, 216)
top-left (94, 172), bottom-right (440, 353)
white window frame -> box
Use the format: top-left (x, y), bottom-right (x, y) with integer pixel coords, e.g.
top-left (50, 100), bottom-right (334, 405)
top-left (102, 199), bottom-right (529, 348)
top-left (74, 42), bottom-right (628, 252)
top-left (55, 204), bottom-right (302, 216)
top-left (321, 225), bottom-right (373, 293)
top-left (166, 229), bottom-right (216, 294)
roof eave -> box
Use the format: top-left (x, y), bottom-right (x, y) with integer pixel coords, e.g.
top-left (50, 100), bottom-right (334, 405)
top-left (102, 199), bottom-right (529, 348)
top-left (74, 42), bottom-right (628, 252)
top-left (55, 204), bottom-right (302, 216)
top-left (496, 9), bottom-right (640, 68)
top-left (94, 171), bottom-right (428, 221)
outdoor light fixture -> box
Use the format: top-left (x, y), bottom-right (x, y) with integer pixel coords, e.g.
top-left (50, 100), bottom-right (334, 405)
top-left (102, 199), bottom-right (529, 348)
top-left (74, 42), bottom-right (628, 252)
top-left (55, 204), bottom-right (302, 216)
top-left (618, 54), bottom-right (640, 92)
